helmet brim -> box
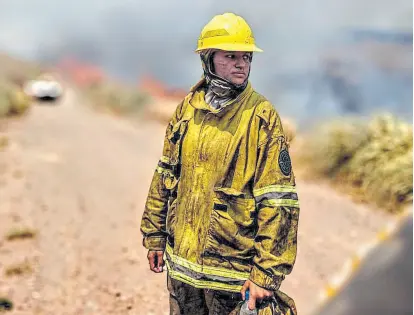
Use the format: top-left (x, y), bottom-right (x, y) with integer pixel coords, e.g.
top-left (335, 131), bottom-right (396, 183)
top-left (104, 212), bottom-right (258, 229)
top-left (195, 43), bottom-right (263, 53)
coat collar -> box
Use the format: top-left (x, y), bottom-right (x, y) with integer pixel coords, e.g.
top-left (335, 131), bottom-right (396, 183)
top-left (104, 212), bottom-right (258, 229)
top-left (188, 78), bottom-right (253, 117)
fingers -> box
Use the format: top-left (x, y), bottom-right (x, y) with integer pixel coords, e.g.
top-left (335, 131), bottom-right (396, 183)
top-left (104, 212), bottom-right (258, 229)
top-left (248, 294), bottom-right (256, 311)
top-left (253, 290), bottom-right (273, 301)
top-left (156, 251), bottom-right (165, 272)
top-left (246, 281), bottom-right (274, 310)
top-left (240, 280), bottom-right (250, 300)
top-left (147, 251), bottom-right (156, 272)
top-left (147, 251), bottom-right (165, 273)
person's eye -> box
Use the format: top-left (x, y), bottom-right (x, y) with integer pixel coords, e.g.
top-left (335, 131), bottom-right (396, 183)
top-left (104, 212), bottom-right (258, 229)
top-left (243, 55), bottom-right (250, 61)
top-left (226, 54), bottom-right (235, 59)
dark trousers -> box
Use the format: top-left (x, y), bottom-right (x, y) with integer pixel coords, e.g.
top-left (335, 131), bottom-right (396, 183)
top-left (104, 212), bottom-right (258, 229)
top-left (167, 275), bottom-right (243, 315)
top-left (167, 275), bottom-right (297, 315)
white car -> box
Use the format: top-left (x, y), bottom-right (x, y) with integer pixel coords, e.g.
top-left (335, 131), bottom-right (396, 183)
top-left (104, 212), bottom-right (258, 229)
top-left (24, 79), bottom-right (63, 101)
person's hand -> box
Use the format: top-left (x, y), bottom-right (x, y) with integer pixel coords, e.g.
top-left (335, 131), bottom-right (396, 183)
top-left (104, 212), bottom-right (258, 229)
top-left (147, 250), bottom-right (164, 273)
top-left (241, 279), bottom-right (273, 310)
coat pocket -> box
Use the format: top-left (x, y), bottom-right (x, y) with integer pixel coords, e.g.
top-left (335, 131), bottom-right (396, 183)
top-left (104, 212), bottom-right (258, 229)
top-left (203, 188), bottom-right (257, 262)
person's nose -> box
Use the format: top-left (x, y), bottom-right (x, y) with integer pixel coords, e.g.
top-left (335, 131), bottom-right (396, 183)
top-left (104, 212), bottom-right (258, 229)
top-left (235, 57), bottom-right (248, 70)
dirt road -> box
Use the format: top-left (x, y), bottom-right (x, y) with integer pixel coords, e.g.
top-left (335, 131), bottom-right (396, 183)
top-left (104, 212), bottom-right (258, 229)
top-left (0, 89), bottom-right (393, 315)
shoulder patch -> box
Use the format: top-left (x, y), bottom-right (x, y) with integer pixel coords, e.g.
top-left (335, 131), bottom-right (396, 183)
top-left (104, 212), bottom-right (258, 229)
top-left (278, 149), bottom-right (292, 176)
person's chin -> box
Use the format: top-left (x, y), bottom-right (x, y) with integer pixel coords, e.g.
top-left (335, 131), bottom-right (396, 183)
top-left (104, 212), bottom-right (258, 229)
top-left (231, 77), bottom-right (247, 85)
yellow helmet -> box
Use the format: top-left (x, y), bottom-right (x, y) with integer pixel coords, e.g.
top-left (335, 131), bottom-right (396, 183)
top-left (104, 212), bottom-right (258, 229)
top-left (196, 13), bottom-right (263, 53)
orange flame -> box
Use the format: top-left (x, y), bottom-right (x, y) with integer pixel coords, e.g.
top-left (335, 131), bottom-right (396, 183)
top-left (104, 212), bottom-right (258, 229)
top-left (138, 74), bottom-right (188, 101)
top-left (56, 56), bottom-right (105, 87)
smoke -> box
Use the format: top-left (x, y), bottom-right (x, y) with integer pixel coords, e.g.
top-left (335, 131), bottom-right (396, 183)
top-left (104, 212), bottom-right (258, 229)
top-left (0, 0), bottom-right (412, 125)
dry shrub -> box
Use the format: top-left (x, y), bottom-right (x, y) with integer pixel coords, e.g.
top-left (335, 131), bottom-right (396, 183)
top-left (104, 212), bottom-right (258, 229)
top-left (9, 88), bottom-right (31, 115)
top-left (297, 113), bottom-right (412, 213)
top-left (86, 82), bottom-right (151, 116)
top-left (0, 80), bottom-right (31, 118)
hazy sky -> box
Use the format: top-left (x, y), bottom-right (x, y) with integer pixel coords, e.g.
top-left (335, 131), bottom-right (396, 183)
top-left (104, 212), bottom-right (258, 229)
top-left (0, 0), bottom-right (412, 122)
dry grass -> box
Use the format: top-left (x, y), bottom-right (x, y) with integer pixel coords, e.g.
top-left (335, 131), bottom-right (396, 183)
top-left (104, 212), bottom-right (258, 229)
top-left (296, 113), bottom-right (413, 213)
top-left (85, 82), bottom-right (151, 117)
top-left (5, 227), bottom-right (37, 241)
top-left (0, 81), bottom-right (32, 118)
top-left (0, 53), bottom-right (42, 118)
top-left (4, 260), bottom-right (33, 277)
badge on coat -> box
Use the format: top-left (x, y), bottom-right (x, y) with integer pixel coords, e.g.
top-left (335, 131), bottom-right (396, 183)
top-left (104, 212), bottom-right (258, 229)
top-left (278, 149), bottom-right (292, 176)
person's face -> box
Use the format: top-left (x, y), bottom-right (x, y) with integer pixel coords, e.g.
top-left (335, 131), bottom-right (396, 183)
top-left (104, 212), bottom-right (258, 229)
top-left (212, 50), bottom-right (251, 85)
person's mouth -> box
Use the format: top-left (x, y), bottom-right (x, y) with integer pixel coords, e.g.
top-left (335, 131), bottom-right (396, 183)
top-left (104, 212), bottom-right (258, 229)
top-left (233, 72), bottom-right (246, 78)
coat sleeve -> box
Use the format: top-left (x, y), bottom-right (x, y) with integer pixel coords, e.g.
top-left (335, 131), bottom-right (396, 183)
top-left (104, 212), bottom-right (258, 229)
top-left (249, 104), bottom-right (300, 291)
top-left (140, 101), bottom-right (186, 251)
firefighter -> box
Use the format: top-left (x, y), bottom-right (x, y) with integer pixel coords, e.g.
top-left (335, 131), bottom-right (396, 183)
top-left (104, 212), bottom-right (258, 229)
top-left (141, 12), bottom-right (300, 315)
